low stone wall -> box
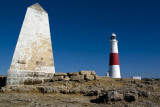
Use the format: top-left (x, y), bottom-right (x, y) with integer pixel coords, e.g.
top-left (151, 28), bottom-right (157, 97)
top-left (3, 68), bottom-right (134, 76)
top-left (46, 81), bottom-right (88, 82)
top-left (51, 71), bottom-right (101, 82)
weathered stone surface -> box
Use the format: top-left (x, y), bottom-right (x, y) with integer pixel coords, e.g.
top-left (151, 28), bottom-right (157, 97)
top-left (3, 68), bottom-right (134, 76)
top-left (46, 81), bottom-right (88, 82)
top-left (7, 77), bottom-right (21, 85)
top-left (56, 76), bottom-right (64, 81)
top-left (33, 72), bottom-right (46, 77)
top-left (79, 71), bottom-right (92, 75)
top-left (124, 93), bottom-right (137, 102)
top-left (70, 75), bottom-right (84, 81)
top-left (54, 73), bottom-right (67, 76)
top-left (37, 86), bottom-right (69, 93)
top-left (47, 73), bottom-right (54, 78)
top-left (43, 79), bottom-right (50, 82)
top-left (64, 76), bottom-right (70, 81)
top-left (138, 90), bottom-right (150, 98)
top-left (24, 78), bottom-right (43, 85)
top-left (50, 71), bottom-right (100, 82)
top-left (51, 76), bottom-right (64, 81)
top-left (52, 77), bottom-right (58, 81)
top-left (106, 91), bottom-right (123, 101)
top-left (67, 72), bottom-right (79, 76)
top-left (124, 90), bottom-right (138, 102)
top-left (7, 3), bottom-right (55, 85)
top-left (94, 75), bottom-right (101, 80)
top-left (85, 75), bottom-right (94, 80)
top-left (91, 71), bottom-right (96, 75)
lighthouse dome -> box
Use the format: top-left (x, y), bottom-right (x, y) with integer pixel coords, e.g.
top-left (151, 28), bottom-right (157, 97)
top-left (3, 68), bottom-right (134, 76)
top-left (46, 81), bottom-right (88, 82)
top-left (112, 33), bottom-right (116, 36)
top-left (111, 33), bottom-right (116, 40)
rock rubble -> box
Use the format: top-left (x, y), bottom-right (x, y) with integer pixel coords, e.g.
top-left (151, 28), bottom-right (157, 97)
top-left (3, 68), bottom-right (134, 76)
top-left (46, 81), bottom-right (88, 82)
top-left (1, 77), bottom-right (160, 106)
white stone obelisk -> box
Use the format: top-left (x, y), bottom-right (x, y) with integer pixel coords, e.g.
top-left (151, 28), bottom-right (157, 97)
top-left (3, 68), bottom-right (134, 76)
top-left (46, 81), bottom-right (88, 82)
top-left (7, 3), bottom-right (55, 85)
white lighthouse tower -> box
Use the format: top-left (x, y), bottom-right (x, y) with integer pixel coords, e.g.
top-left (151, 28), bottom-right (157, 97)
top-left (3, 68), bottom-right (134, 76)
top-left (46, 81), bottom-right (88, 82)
top-left (109, 33), bottom-right (121, 78)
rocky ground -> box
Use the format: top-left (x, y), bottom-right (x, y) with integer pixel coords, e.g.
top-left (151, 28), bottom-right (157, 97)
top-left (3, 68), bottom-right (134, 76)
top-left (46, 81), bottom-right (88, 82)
top-left (0, 77), bottom-right (160, 107)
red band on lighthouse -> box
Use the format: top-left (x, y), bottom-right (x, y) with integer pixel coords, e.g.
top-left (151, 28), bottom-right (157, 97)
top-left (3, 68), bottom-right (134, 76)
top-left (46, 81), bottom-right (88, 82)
top-left (109, 53), bottom-right (119, 65)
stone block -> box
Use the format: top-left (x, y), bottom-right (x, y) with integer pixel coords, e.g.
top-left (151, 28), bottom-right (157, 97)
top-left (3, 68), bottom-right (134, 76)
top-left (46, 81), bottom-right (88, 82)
top-left (64, 76), bottom-right (70, 81)
top-left (57, 76), bottom-right (64, 81)
top-left (67, 72), bottom-right (79, 76)
top-left (47, 73), bottom-right (54, 78)
top-left (106, 91), bottom-right (124, 101)
top-left (16, 71), bottom-right (32, 77)
top-left (18, 78), bottom-right (24, 84)
top-left (33, 72), bottom-right (46, 77)
top-left (124, 93), bottom-right (138, 102)
top-left (27, 72), bottom-right (34, 77)
top-left (43, 79), bottom-right (50, 82)
top-left (7, 78), bottom-right (19, 85)
top-left (24, 78), bottom-right (42, 85)
top-left (85, 75), bottom-right (94, 80)
top-left (54, 73), bottom-right (67, 76)
top-left (52, 77), bottom-right (58, 81)
top-left (79, 71), bottom-right (91, 75)
top-left (70, 75), bottom-right (84, 81)
top-left (94, 75), bottom-right (101, 80)
top-left (55, 76), bottom-right (64, 81)
top-left (52, 76), bottom-right (64, 81)
top-left (91, 71), bottom-right (96, 75)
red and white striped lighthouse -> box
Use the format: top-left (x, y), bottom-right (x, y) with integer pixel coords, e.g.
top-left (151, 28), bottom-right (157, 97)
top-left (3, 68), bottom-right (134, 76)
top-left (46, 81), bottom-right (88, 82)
top-left (109, 33), bottom-right (121, 78)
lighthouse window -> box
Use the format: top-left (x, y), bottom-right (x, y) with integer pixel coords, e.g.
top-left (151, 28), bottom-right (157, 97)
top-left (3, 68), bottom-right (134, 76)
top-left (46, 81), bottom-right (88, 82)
top-left (111, 36), bottom-right (116, 39)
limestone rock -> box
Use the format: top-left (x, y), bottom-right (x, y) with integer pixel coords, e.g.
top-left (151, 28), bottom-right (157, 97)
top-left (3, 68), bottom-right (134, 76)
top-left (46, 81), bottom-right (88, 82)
top-left (138, 90), bottom-right (150, 98)
top-left (79, 71), bottom-right (91, 75)
top-left (7, 3), bottom-right (55, 85)
top-left (91, 71), bottom-right (96, 75)
top-left (67, 72), bottom-right (79, 76)
top-left (54, 73), bottom-right (67, 76)
top-left (24, 78), bottom-right (43, 85)
top-left (1, 77), bottom-right (160, 106)
top-left (56, 76), bottom-right (64, 81)
top-left (47, 71), bottom-right (100, 82)
top-left (64, 76), bottom-right (70, 81)
top-left (106, 91), bottom-right (123, 101)
top-left (124, 93), bottom-right (137, 102)
top-left (52, 77), bottom-right (58, 81)
top-left (124, 90), bottom-right (138, 102)
top-left (52, 76), bottom-right (64, 81)
top-left (70, 75), bottom-right (84, 81)
top-left (94, 75), bottom-right (101, 80)
top-left (85, 75), bottom-right (94, 80)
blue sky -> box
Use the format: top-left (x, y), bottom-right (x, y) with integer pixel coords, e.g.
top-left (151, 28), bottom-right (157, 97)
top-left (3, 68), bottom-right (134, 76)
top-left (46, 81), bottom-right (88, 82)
top-left (0, 0), bottom-right (160, 78)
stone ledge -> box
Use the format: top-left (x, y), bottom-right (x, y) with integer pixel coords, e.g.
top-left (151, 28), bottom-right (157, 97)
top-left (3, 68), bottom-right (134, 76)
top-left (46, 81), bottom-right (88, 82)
top-left (51, 71), bottom-right (100, 82)
top-left (7, 70), bottom-right (54, 85)
top-left (54, 73), bottom-right (67, 76)
top-left (7, 77), bottom-right (52, 85)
